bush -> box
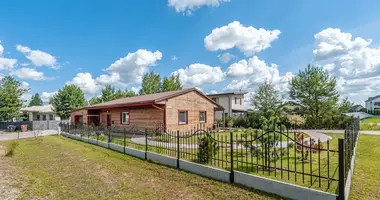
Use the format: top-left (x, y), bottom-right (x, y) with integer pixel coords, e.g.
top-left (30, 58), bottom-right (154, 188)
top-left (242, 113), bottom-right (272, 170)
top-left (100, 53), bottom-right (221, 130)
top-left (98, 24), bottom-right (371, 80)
top-left (197, 135), bottom-right (219, 163)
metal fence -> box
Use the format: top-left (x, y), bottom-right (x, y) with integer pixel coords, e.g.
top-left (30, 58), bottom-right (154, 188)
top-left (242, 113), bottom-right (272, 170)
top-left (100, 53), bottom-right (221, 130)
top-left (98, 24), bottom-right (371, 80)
top-left (60, 118), bottom-right (360, 199)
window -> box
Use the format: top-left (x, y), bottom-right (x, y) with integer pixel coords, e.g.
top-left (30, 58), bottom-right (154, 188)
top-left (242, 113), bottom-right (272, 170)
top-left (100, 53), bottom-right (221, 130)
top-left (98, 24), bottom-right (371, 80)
top-left (199, 111), bottom-right (206, 123)
top-left (235, 97), bottom-right (237, 104)
top-left (239, 98), bottom-right (242, 105)
top-left (49, 114), bottom-right (54, 120)
top-left (178, 111), bottom-right (188, 124)
top-left (121, 112), bottom-right (130, 125)
top-left (42, 115), bottom-right (46, 121)
top-left (212, 97), bottom-right (219, 104)
top-left (375, 102), bottom-right (380, 106)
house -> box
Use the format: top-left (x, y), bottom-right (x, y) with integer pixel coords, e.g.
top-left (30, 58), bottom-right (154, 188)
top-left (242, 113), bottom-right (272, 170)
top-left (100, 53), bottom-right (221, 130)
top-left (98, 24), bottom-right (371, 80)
top-left (206, 91), bottom-right (247, 119)
top-left (351, 105), bottom-right (365, 112)
top-left (71, 88), bottom-right (224, 131)
top-left (20, 104), bottom-right (61, 130)
top-left (21, 104), bottom-right (61, 121)
top-left (365, 95), bottom-right (380, 111)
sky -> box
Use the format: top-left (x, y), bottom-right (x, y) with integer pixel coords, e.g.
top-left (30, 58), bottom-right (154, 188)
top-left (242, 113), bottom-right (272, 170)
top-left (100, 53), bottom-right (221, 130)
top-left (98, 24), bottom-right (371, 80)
top-left (0, 0), bottom-right (380, 105)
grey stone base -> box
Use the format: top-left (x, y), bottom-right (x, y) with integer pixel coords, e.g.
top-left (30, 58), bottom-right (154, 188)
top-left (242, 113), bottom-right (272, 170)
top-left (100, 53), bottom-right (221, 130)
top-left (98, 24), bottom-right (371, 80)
top-left (125, 147), bottom-right (145, 159)
top-left (234, 171), bottom-right (337, 200)
top-left (109, 143), bottom-right (124, 153)
top-left (147, 152), bottom-right (177, 168)
top-left (179, 160), bottom-right (230, 182)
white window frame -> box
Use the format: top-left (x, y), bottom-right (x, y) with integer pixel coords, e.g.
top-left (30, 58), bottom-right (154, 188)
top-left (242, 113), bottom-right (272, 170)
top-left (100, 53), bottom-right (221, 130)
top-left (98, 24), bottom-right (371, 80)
top-left (122, 112), bottom-right (130, 125)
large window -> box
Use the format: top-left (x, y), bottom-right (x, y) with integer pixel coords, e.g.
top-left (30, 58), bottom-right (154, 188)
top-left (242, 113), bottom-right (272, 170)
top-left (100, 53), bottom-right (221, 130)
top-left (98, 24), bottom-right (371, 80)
top-left (49, 114), bottom-right (54, 120)
top-left (121, 112), bottom-right (130, 125)
top-left (199, 111), bottom-right (206, 123)
top-left (178, 111), bottom-right (188, 124)
top-left (375, 102), bottom-right (380, 106)
top-left (42, 115), bottom-right (46, 121)
top-left (212, 97), bottom-right (219, 104)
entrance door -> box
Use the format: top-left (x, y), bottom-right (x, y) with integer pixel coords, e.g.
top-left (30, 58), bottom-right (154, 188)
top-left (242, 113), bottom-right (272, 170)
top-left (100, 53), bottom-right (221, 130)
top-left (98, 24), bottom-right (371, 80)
top-left (106, 115), bottom-right (111, 127)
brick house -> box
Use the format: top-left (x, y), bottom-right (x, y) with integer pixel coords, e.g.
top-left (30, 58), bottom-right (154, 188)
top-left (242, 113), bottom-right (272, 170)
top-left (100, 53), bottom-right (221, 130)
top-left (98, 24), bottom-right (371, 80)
top-left (71, 88), bottom-right (224, 131)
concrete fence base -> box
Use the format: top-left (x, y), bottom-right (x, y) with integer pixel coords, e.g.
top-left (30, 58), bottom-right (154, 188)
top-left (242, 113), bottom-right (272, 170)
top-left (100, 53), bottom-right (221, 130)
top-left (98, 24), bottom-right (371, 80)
top-left (61, 132), bottom-right (339, 200)
top-left (344, 135), bottom-right (360, 200)
top-left (234, 171), bottom-right (337, 200)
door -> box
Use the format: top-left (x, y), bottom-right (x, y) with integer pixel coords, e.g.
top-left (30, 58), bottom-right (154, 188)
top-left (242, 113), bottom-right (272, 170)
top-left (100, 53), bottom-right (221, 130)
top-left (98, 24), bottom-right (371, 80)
top-left (107, 115), bottom-right (111, 127)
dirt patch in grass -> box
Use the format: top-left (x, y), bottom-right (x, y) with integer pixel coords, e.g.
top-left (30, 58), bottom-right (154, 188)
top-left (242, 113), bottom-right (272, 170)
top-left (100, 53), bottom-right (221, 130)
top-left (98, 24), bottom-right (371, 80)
top-left (0, 136), bottom-right (282, 200)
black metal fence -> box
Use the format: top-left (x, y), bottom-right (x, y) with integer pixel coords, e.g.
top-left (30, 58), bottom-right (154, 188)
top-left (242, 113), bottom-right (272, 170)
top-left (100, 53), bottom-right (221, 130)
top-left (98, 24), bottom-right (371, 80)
top-left (60, 119), bottom-right (360, 198)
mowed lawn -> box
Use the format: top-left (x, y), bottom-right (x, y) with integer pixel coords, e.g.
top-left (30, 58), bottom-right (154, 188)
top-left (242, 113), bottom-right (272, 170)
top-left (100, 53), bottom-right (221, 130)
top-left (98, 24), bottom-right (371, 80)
top-left (360, 116), bottom-right (380, 130)
top-left (0, 136), bottom-right (281, 200)
top-left (350, 134), bottom-right (380, 200)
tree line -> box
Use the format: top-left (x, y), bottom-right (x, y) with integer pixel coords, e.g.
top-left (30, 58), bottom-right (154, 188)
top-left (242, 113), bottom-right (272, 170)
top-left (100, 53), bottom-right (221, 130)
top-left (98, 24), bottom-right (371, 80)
top-left (1, 65), bottom-right (355, 128)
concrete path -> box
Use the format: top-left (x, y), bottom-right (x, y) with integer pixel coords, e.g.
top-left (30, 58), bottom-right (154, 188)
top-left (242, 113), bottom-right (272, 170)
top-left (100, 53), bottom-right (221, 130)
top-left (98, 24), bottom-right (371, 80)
top-left (0, 130), bottom-right (58, 141)
top-left (301, 129), bottom-right (380, 136)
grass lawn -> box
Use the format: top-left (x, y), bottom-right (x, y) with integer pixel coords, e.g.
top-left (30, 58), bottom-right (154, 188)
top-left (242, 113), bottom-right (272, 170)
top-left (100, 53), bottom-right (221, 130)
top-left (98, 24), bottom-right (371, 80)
top-left (360, 116), bottom-right (380, 130)
top-left (349, 134), bottom-right (380, 200)
top-left (0, 136), bottom-right (282, 200)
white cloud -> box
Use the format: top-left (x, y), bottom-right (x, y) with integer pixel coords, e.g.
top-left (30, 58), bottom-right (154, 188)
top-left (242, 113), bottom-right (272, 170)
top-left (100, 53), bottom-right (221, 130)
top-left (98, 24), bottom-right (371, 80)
top-left (0, 40), bottom-right (3, 55)
top-left (13, 68), bottom-right (52, 80)
top-left (0, 41), bottom-right (17, 71)
top-left (67, 72), bottom-right (99, 94)
top-left (95, 73), bottom-right (122, 86)
top-left (16, 45), bottom-right (59, 69)
top-left (209, 90), bottom-right (218, 94)
top-left (21, 81), bottom-right (30, 89)
top-left (218, 52), bottom-right (235, 63)
top-left (205, 21), bottom-right (281, 56)
top-left (171, 55), bottom-right (178, 61)
top-left (130, 86), bottom-right (140, 94)
top-left (168, 0), bottom-right (230, 14)
top-left (20, 62), bottom-right (29, 67)
top-left (41, 91), bottom-right (57, 103)
top-left (106, 49), bottom-right (162, 85)
top-left (312, 28), bottom-right (380, 104)
top-left (172, 63), bottom-right (225, 87)
top-left (224, 56), bottom-right (293, 93)
top-left (0, 57), bottom-right (17, 71)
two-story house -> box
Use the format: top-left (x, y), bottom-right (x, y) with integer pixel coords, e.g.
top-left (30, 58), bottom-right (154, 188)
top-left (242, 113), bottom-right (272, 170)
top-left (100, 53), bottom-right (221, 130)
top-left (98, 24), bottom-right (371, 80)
top-left (207, 91), bottom-right (247, 119)
top-left (365, 95), bottom-right (380, 111)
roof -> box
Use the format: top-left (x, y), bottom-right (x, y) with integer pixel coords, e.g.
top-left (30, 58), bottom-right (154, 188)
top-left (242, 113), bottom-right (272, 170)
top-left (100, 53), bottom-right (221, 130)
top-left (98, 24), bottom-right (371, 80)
top-left (20, 104), bottom-right (54, 113)
top-left (80, 88), bottom-right (224, 110)
top-left (207, 91), bottom-right (248, 97)
top-left (351, 105), bottom-right (364, 109)
top-left (365, 95), bottom-right (380, 102)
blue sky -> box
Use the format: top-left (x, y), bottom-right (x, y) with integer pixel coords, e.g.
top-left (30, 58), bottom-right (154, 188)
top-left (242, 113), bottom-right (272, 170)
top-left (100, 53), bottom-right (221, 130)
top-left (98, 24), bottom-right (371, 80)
top-left (0, 0), bottom-right (380, 104)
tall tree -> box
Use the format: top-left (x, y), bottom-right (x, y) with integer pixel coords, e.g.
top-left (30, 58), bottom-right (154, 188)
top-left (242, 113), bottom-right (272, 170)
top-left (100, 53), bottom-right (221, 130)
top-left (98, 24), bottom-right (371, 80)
top-left (101, 85), bottom-right (116, 102)
top-left (28, 93), bottom-right (43, 106)
top-left (289, 65), bottom-right (339, 127)
top-left (0, 76), bottom-right (28, 121)
top-left (52, 85), bottom-right (87, 119)
top-left (250, 82), bottom-right (283, 115)
top-left (89, 96), bottom-right (102, 105)
top-left (161, 74), bottom-right (183, 92)
top-left (339, 96), bottom-right (354, 113)
top-left (139, 72), bottom-right (161, 95)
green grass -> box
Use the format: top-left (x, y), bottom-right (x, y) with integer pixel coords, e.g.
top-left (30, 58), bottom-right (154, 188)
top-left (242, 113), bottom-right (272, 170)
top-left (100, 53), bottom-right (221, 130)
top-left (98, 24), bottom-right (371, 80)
top-left (350, 134), bottom-right (380, 200)
top-left (360, 116), bottom-right (380, 130)
top-left (0, 136), bottom-right (282, 200)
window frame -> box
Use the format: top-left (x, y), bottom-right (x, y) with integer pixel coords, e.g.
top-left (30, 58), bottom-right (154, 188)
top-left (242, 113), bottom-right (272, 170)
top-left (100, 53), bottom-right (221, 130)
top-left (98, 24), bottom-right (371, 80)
top-left (178, 110), bottom-right (188, 125)
top-left (199, 111), bottom-right (207, 123)
top-left (121, 112), bottom-right (130, 125)
top-left (235, 97), bottom-right (237, 104)
top-left (42, 115), bottom-right (46, 121)
top-left (49, 114), bottom-right (54, 120)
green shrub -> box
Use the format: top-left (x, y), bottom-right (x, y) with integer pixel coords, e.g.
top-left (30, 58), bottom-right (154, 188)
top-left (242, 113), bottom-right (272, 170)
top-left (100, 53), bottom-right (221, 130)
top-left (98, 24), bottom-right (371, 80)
top-left (197, 135), bottom-right (219, 164)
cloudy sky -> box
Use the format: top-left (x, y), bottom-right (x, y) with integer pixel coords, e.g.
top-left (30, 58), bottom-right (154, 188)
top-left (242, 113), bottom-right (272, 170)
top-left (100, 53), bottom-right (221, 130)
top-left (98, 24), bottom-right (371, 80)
top-left (1, 0), bottom-right (380, 105)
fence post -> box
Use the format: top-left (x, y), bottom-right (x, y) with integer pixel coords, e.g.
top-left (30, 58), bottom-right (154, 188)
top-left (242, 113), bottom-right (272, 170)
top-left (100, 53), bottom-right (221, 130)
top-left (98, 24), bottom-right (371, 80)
top-left (177, 130), bottom-right (180, 168)
top-left (230, 131), bottom-right (234, 183)
top-left (338, 138), bottom-right (345, 200)
top-left (108, 127), bottom-right (110, 149)
top-left (145, 128), bottom-right (148, 160)
top-left (123, 128), bottom-right (126, 153)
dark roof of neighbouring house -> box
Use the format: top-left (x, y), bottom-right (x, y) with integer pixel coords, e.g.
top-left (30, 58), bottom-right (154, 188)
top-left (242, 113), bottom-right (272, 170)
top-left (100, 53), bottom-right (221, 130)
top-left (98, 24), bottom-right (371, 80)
top-left (365, 95), bottom-right (380, 102)
top-left (206, 91), bottom-right (248, 97)
top-left (351, 105), bottom-right (364, 110)
top-left (76, 88), bottom-right (224, 111)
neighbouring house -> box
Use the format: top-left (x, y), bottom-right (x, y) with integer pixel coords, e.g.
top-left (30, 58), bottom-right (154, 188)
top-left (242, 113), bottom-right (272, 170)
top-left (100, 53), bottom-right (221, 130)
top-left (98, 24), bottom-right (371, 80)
top-left (21, 104), bottom-right (60, 121)
top-left (365, 95), bottom-right (380, 111)
top-left (207, 91), bottom-right (247, 119)
top-left (20, 104), bottom-right (61, 130)
top-left (71, 88), bottom-right (224, 131)
top-left (351, 105), bottom-right (365, 112)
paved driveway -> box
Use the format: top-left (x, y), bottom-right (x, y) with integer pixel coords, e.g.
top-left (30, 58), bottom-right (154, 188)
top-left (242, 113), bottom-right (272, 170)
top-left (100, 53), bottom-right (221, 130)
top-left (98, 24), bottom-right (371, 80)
top-left (0, 130), bottom-right (58, 141)
top-left (301, 129), bottom-right (380, 136)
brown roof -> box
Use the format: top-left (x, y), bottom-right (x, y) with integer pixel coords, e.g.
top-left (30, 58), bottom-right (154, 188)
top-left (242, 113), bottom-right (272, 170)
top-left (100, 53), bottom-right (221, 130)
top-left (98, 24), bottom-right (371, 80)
top-left (81, 88), bottom-right (224, 110)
